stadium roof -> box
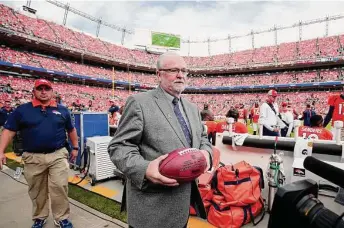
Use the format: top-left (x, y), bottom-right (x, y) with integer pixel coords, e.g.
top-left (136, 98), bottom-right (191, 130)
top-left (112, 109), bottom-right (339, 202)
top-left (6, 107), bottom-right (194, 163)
top-left (2, 1), bottom-right (344, 56)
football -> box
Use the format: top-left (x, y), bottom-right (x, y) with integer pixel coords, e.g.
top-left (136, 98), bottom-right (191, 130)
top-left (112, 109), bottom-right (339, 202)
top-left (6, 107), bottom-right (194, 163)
top-left (159, 148), bottom-right (207, 182)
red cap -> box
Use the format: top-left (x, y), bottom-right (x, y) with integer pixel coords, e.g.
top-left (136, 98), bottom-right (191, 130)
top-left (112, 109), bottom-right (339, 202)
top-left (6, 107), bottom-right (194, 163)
top-left (34, 79), bottom-right (52, 89)
top-left (268, 90), bottom-right (278, 97)
top-left (281, 102), bottom-right (287, 107)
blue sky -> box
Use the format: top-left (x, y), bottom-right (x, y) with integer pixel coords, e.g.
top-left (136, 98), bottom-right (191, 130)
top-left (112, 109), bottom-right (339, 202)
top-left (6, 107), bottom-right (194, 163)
top-left (2, 1), bottom-right (344, 56)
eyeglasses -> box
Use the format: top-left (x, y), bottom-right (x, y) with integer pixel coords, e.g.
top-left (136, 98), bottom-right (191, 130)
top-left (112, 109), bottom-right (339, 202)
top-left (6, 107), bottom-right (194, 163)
top-left (35, 87), bottom-right (52, 92)
top-left (159, 68), bottom-right (189, 76)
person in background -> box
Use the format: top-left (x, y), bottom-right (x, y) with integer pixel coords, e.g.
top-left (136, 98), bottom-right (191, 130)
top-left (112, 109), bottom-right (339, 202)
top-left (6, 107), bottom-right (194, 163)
top-left (109, 99), bottom-right (120, 114)
top-left (237, 103), bottom-right (248, 125)
top-left (299, 115), bottom-right (333, 140)
top-left (300, 104), bottom-right (316, 127)
top-left (87, 100), bottom-right (93, 111)
top-left (0, 79), bottom-right (78, 228)
top-left (201, 109), bottom-right (217, 144)
top-left (324, 90), bottom-right (344, 139)
top-left (55, 94), bottom-right (65, 106)
top-left (108, 52), bottom-right (212, 228)
top-left (278, 102), bottom-right (294, 137)
top-left (259, 90), bottom-right (280, 136)
top-left (0, 100), bottom-right (14, 128)
top-left (250, 102), bottom-right (260, 135)
top-left (226, 108), bottom-right (248, 134)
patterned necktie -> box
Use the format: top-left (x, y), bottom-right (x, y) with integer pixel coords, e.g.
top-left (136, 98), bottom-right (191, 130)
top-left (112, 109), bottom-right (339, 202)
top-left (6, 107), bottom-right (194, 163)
top-left (172, 98), bottom-right (192, 146)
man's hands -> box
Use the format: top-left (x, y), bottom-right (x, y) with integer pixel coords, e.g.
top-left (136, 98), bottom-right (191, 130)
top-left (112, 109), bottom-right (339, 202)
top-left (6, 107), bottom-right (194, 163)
top-left (0, 152), bottom-right (6, 170)
top-left (145, 154), bottom-right (179, 187)
top-left (200, 150), bottom-right (211, 172)
top-left (70, 149), bottom-right (78, 162)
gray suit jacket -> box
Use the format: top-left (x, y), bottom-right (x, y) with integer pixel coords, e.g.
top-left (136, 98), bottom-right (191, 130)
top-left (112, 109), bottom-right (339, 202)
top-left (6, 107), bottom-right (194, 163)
top-left (108, 86), bottom-right (212, 228)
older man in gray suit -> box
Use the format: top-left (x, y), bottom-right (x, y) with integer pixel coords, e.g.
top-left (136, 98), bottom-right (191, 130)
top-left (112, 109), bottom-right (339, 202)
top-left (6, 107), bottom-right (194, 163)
top-left (108, 52), bottom-right (213, 228)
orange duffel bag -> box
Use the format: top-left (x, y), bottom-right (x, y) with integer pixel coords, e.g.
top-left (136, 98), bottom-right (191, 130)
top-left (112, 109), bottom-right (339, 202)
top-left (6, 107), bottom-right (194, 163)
top-left (212, 161), bottom-right (262, 206)
top-left (190, 184), bottom-right (213, 215)
top-left (190, 146), bottom-right (221, 215)
top-left (207, 161), bottom-right (265, 227)
top-left (207, 194), bottom-right (265, 228)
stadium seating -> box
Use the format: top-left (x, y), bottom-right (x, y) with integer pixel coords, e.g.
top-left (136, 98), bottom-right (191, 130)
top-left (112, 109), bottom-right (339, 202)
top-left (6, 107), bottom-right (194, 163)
top-left (0, 75), bottom-right (336, 117)
top-left (0, 46), bottom-right (342, 89)
top-left (1, 3), bottom-right (343, 69)
top-left (0, 3), bottom-right (343, 118)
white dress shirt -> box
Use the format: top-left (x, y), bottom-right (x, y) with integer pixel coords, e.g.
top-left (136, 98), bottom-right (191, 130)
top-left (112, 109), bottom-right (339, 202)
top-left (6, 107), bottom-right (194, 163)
top-left (259, 102), bottom-right (279, 131)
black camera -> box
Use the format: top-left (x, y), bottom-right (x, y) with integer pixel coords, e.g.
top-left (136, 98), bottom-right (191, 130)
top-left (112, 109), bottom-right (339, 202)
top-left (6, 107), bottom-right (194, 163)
top-left (268, 156), bottom-right (344, 228)
top-left (268, 179), bottom-right (344, 228)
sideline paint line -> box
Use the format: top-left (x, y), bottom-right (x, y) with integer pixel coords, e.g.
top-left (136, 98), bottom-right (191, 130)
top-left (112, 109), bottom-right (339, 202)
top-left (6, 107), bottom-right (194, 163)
top-left (188, 216), bottom-right (216, 228)
top-left (68, 176), bottom-right (89, 187)
top-left (90, 185), bottom-right (118, 198)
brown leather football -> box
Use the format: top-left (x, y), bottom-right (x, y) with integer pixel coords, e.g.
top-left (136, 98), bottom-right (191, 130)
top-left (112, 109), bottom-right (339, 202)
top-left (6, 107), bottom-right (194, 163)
top-left (159, 148), bottom-right (207, 182)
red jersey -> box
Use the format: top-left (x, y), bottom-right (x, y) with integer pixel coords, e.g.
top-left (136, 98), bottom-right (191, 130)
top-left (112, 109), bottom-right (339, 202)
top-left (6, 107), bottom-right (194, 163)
top-left (238, 108), bottom-right (247, 119)
top-left (216, 121), bottom-right (228, 133)
top-left (233, 122), bottom-right (248, 134)
top-left (328, 94), bottom-right (344, 126)
top-left (298, 126), bottom-right (333, 140)
top-left (205, 121), bottom-right (217, 134)
top-left (250, 107), bottom-right (260, 123)
top-left (216, 121), bottom-right (248, 134)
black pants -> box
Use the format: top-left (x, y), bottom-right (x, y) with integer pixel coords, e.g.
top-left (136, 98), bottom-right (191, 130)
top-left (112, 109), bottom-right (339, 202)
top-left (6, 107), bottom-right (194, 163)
top-left (280, 128), bottom-right (288, 137)
top-left (263, 126), bottom-right (279, 136)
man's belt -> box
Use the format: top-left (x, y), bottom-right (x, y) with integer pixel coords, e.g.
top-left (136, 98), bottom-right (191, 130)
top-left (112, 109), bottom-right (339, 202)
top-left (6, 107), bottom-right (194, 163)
top-left (27, 146), bottom-right (65, 154)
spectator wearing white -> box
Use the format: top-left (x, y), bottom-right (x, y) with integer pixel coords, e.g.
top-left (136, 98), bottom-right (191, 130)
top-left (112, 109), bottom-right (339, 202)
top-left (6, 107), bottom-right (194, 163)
top-left (278, 102), bottom-right (294, 137)
top-left (259, 90), bottom-right (280, 136)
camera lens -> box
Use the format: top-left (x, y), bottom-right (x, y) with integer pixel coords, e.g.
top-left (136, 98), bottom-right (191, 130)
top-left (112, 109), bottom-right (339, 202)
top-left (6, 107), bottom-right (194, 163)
top-left (297, 194), bottom-right (344, 228)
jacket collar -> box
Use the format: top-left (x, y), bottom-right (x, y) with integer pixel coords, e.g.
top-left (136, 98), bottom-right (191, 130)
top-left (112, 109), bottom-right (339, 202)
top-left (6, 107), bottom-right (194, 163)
top-left (32, 98), bottom-right (57, 108)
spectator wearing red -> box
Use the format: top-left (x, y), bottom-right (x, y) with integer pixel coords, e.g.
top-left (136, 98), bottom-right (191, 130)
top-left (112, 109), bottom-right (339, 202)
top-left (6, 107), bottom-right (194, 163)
top-left (237, 103), bottom-right (248, 125)
top-left (299, 115), bottom-right (333, 140)
top-left (324, 91), bottom-right (344, 136)
top-left (250, 102), bottom-right (260, 135)
top-left (226, 108), bottom-right (248, 134)
top-left (201, 110), bottom-right (217, 144)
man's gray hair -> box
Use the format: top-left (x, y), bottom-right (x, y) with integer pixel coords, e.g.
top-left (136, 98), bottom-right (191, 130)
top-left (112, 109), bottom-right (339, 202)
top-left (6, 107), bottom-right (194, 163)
top-left (156, 52), bottom-right (181, 69)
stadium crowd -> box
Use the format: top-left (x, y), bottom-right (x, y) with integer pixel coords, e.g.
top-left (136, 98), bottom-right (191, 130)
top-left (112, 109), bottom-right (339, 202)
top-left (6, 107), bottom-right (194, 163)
top-left (1, 3), bottom-right (344, 69)
top-left (0, 75), bottom-right (336, 117)
top-left (1, 46), bottom-right (343, 89)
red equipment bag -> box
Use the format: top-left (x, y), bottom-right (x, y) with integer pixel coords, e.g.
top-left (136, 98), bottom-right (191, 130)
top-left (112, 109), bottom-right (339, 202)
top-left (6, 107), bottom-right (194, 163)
top-left (212, 161), bottom-right (262, 206)
top-left (207, 161), bottom-right (265, 227)
top-left (198, 146), bottom-right (221, 187)
top-left (190, 146), bottom-right (221, 215)
top-left (207, 195), bottom-right (264, 228)
top-left (190, 184), bottom-right (213, 215)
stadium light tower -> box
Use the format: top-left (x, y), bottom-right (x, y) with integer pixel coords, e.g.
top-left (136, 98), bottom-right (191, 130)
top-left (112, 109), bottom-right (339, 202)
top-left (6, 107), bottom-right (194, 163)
top-left (299, 21), bottom-right (303, 41)
top-left (251, 30), bottom-right (255, 49)
top-left (207, 38), bottom-right (211, 56)
top-left (325, 16), bottom-right (329, 37)
top-left (274, 25), bottom-right (278, 45)
top-left (228, 35), bottom-right (231, 53)
top-left (188, 36), bottom-right (191, 56)
top-left (26, 0), bottom-right (32, 8)
top-left (121, 27), bottom-right (126, 45)
top-left (46, 0), bottom-right (133, 43)
top-left (63, 3), bottom-right (69, 26)
top-left (96, 17), bottom-right (102, 37)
